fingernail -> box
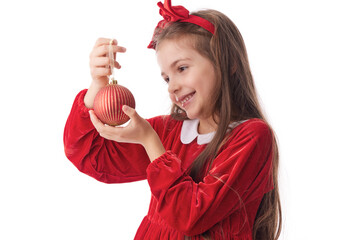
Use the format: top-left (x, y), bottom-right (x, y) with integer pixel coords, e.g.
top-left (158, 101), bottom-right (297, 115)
top-left (123, 105), bottom-right (132, 113)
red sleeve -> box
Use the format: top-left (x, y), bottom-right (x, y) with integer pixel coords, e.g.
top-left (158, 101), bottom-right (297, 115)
top-left (146, 120), bottom-right (273, 236)
top-left (63, 89), bottom-right (166, 184)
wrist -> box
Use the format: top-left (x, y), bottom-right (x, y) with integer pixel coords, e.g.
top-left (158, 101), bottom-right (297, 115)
top-left (143, 131), bottom-right (166, 162)
top-left (84, 81), bottom-right (108, 108)
top-left (91, 80), bottom-right (108, 89)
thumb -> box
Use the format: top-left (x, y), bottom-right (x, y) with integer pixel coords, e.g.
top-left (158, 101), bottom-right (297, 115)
top-left (122, 105), bottom-right (138, 119)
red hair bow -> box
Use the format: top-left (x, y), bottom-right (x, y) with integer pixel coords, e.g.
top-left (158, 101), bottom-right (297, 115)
top-left (148, 0), bottom-right (215, 49)
top-left (158, 0), bottom-right (189, 23)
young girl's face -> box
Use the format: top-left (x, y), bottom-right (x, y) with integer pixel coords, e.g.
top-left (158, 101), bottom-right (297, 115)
top-left (156, 37), bottom-right (218, 121)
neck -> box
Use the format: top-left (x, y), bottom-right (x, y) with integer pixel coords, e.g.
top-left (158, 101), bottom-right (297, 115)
top-left (198, 116), bottom-right (218, 134)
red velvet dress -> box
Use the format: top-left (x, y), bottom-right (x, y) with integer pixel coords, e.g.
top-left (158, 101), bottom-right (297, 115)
top-left (63, 90), bottom-right (274, 240)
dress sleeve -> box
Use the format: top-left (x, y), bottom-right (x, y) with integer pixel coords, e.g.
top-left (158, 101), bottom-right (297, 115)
top-left (146, 120), bottom-right (274, 236)
top-left (63, 89), bottom-right (163, 184)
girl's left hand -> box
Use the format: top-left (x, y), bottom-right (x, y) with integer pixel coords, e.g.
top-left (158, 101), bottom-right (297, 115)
top-left (89, 106), bottom-right (166, 161)
top-left (89, 105), bottom-right (153, 146)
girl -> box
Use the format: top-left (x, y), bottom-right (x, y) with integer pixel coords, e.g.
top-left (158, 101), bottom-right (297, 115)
top-left (64, 0), bottom-right (282, 239)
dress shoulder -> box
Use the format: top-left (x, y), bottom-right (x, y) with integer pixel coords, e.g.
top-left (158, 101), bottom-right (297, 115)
top-left (147, 115), bottom-right (183, 140)
top-left (227, 118), bottom-right (272, 143)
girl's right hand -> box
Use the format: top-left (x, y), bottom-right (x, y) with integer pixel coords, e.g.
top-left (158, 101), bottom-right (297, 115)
top-left (89, 38), bottom-right (126, 86)
top-left (84, 38), bottom-right (127, 108)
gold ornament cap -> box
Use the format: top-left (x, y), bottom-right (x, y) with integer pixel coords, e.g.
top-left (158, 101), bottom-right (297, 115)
top-left (109, 77), bottom-right (117, 85)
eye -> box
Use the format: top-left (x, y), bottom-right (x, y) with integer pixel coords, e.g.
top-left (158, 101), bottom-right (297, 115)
top-left (178, 66), bottom-right (188, 72)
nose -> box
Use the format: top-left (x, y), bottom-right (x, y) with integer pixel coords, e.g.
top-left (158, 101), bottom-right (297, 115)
top-left (167, 77), bottom-right (180, 94)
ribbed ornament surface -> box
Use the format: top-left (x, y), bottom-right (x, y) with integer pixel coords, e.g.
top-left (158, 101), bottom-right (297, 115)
top-left (93, 84), bottom-right (135, 126)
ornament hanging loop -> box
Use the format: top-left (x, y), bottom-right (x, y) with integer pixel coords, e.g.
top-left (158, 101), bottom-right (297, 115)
top-left (108, 39), bottom-right (116, 84)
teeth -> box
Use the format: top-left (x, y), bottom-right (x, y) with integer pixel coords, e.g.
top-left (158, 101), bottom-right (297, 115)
top-left (180, 93), bottom-right (194, 106)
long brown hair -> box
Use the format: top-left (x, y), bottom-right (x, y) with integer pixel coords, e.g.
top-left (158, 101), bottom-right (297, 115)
top-left (153, 9), bottom-right (282, 240)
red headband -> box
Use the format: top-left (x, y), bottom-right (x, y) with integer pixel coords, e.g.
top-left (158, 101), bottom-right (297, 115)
top-left (148, 0), bottom-right (215, 49)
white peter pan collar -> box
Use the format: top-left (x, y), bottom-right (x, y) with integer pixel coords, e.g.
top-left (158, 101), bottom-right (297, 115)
top-left (180, 119), bottom-right (248, 145)
top-left (181, 119), bottom-right (215, 145)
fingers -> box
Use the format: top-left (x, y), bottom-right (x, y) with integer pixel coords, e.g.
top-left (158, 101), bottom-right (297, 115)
top-left (89, 110), bottom-right (106, 133)
top-left (91, 57), bottom-right (111, 67)
top-left (94, 38), bottom-right (117, 47)
top-left (90, 57), bottom-right (121, 69)
top-left (89, 110), bottom-right (118, 139)
top-left (91, 44), bottom-right (126, 58)
top-left (89, 110), bottom-right (130, 142)
top-left (89, 60), bottom-right (120, 80)
top-left (90, 38), bottom-right (126, 79)
top-left (122, 105), bottom-right (139, 120)
top-left (89, 108), bottom-right (149, 145)
top-left (90, 67), bottom-right (112, 79)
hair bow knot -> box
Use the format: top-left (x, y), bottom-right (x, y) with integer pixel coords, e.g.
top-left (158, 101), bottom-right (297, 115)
top-left (148, 0), bottom-right (215, 49)
top-left (158, 1), bottom-right (189, 24)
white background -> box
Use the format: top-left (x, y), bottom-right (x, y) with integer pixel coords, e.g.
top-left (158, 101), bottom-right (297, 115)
top-left (0, 0), bottom-right (359, 239)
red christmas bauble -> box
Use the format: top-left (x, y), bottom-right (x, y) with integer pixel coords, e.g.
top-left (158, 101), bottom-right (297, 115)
top-left (93, 80), bottom-right (135, 126)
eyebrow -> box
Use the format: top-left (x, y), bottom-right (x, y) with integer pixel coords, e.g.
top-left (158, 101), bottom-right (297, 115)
top-left (161, 57), bottom-right (191, 76)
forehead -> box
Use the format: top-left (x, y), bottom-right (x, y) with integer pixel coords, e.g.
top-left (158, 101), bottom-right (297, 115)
top-left (156, 37), bottom-right (198, 66)
top-left (156, 35), bottom-right (196, 52)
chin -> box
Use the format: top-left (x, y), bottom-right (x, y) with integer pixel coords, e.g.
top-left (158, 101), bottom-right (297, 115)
top-left (175, 105), bottom-right (199, 120)
top-left (183, 110), bottom-right (197, 120)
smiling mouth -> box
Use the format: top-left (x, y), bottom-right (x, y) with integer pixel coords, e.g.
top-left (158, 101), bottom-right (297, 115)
top-left (178, 92), bottom-right (195, 107)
